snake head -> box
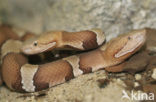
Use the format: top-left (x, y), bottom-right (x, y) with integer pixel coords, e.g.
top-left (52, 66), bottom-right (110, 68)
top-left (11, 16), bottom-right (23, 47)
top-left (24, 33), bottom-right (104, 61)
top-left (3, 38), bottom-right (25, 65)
top-left (21, 33), bottom-right (58, 55)
top-left (104, 29), bottom-right (146, 63)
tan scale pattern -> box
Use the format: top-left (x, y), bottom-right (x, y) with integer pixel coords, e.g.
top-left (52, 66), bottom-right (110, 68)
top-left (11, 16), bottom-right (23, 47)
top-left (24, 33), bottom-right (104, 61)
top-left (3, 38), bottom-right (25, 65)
top-left (62, 30), bottom-right (98, 50)
top-left (90, 28), bottom-right (105, 45)
top-left (1, 40), bottom-right (22, 59)
top-left (33, 60), bottom-right (74, 91)
top-left (2, 53), bottom-right (27, 92)
top-left (63, 55), bottom-right (83, 77)
top-left (21, 64), bottom-right (38, 92)
top-left (79, 50), bottom-right (106, 72)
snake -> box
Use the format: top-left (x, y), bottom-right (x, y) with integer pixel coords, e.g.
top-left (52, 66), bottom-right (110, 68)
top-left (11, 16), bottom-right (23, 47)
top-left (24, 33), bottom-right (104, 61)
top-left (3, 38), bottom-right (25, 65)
top-left (0, 25), bottom-right (146, 93)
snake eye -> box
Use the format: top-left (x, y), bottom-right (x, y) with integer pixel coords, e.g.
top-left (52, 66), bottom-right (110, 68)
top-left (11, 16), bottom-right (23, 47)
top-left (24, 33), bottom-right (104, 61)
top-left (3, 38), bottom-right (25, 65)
top-left (33, 41), bottom-right (38, 46)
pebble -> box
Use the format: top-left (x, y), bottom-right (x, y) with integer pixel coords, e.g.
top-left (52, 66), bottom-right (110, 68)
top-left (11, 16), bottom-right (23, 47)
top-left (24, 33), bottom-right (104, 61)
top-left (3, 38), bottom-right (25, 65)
top-left (151, 68), bottom-right (156, 80)
top-left (135, 74), bottom-right (142, 80)
top-left (134, 82), bottom-right (140, 87)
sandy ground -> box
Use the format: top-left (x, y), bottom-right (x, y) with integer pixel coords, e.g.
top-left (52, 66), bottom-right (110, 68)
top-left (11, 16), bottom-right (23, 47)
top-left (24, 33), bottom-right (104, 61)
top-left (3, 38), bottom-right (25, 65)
top-left (0, 70), bottom-right (137, 102)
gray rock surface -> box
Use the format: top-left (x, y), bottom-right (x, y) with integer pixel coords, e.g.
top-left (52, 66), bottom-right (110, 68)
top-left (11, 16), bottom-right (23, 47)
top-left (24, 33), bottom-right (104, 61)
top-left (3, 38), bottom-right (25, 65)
top-left (0, 0), bottom-right (156, 40)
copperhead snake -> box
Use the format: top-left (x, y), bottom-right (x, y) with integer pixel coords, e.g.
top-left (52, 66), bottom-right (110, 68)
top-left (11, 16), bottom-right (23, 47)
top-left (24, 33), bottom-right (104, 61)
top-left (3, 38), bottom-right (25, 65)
top-left (0, 25), bottom-right (146, 93)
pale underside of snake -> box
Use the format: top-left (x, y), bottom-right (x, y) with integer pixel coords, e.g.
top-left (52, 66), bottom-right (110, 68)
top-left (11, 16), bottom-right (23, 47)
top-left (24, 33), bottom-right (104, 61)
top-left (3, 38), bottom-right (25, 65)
top-left (0, 28), bottom-right (146, 93)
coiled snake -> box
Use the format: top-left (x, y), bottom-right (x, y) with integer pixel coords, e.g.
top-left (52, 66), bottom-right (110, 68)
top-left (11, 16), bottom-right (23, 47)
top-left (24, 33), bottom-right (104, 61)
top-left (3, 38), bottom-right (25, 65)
top-left (0, 25), bottom-right (146, 92)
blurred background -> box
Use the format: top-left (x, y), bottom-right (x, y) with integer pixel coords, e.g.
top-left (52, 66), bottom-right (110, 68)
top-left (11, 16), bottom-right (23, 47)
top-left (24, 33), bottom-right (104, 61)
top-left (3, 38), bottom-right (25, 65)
top-left (0, 0), bottom-right (156, 41)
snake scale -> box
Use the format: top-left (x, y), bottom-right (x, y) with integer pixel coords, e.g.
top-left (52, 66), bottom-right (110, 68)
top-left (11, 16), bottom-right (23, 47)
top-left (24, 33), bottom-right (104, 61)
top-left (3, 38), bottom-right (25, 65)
top-left (0, 25), bottom-right (146, 92)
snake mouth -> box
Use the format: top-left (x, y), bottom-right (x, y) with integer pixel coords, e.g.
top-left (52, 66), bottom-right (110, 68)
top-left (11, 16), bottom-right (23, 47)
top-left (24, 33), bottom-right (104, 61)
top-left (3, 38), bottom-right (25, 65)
top-left (22, 42), bottom-right (56, 55)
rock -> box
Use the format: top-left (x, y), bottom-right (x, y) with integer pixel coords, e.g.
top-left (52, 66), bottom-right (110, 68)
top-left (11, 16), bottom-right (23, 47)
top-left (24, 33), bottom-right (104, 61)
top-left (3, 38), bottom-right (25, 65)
top-left (105, 51), bottom-right (150, 73)
top-left (135, 74), bottom-right (142, 80)
top-left (97, 78), bottom-right (110, 88)
top-left (134, 82), bottom-right (140, 87)
top-left (1, 0), bottom-right (156, 39)
top-left (124, 80), bottom-right (134, 90)
top-left (151, 68), bottom-right (156, 80)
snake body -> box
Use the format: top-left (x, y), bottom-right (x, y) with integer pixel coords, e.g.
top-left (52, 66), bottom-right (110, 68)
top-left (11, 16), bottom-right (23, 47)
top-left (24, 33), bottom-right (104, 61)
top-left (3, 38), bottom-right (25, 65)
top-left (0, 27), bottom-right (146, 92)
